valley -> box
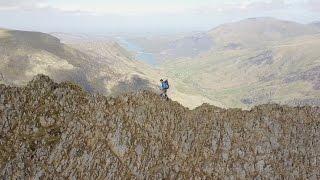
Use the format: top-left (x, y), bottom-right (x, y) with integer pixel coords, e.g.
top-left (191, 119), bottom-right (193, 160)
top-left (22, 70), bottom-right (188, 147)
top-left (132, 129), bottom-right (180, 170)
top-left (130, 18), bottom-right (320, 108)
top-left (1, 17), bottom-right (320, 109)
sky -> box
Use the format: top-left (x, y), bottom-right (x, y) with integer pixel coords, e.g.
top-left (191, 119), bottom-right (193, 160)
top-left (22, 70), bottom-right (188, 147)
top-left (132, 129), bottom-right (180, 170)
top-left (0, 0), bottom-right (319, 34)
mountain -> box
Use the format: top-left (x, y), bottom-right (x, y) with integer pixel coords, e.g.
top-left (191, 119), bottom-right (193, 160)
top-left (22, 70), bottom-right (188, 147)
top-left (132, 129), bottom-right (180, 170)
top-left (129, 18), bottom-right (319, 63)
top-left (208, 17), bottom-right (319, 49)
top-left (159, 18), bottom-right (320, 108)
top-left (164, 33), bottom-right (320, 108)
top-left (1, 75), bottom-right (319, 179)
top-left (0, 28), bottom-right (221, 109)
top-left (0, 28), bottom-right (159, 96)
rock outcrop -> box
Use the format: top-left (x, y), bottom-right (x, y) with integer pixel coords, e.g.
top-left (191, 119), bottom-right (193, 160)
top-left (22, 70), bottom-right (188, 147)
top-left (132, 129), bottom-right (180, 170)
top-left (1, 75), bottom-right (319, 179)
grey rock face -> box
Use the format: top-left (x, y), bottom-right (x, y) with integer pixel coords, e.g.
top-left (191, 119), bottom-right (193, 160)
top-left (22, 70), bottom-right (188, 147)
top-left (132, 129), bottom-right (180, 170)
top-left (0, 75), bottom-right (319, 179)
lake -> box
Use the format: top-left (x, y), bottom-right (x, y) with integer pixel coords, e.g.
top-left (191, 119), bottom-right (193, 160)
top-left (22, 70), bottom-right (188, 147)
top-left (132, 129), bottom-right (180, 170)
top-left (116, 37), bottom-right (157, 66)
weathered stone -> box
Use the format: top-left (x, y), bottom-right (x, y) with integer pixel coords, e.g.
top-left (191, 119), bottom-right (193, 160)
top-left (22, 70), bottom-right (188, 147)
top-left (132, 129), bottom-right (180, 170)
top-left (39, 117), bottom-right (55, 127)
top-left (0, 75), bottom-right (319, 179)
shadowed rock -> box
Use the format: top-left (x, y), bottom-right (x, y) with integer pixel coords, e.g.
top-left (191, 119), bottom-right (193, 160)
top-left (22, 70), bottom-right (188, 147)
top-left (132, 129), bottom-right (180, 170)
top-left (284, 66), bottom-right (320, 90)
top-left (111, 75), bottom-right (156, 96)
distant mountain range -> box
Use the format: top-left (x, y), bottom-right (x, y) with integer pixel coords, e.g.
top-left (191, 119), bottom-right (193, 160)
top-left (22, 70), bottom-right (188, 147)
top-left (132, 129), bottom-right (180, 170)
top-left (130, 18), bottom-right (320, 63)
top-left (1, 17), bottom-right (320, 109)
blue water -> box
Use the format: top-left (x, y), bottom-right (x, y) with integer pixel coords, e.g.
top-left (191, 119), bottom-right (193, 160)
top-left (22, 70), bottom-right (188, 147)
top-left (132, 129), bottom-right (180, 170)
top-left (116, 37), bottom-right (157, 66)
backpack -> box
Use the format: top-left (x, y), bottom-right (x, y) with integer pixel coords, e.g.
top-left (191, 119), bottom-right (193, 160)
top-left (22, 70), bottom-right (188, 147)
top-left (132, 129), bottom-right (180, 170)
top-left (163, 80), bottom-right (169, 89)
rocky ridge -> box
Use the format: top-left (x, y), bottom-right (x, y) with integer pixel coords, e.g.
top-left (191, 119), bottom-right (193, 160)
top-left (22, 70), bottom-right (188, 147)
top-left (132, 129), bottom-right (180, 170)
top-left (0, 75), bottom-right (320, 179)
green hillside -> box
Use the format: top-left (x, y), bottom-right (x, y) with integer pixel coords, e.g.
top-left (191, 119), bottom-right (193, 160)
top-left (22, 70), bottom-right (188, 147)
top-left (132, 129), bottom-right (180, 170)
top-left (161, 18), bottom-right (320, 108)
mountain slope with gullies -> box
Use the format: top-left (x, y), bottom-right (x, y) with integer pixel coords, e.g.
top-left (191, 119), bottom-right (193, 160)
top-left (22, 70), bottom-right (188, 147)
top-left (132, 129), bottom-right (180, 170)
top-left (164, 33), bottom-right (320, 108)
top-left (0, 28), bottom-right (220, 109)
top-left (1, 75), bottom-right (319, 179)
top-left (0, 28), bottom-right (159, 96)
top-left (160, 18), bottom-right (320, 108)
top-left (119, 18), bottom-right (320, 108)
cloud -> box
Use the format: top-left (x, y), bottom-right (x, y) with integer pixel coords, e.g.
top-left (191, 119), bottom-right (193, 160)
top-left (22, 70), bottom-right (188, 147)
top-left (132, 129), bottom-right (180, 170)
top-left (0, 0), bottom-right (319, 34)
top-left (244, 0), bottom-right (287, 10)
top-left (191, 0), bottom-right (289, 15)
top-left (0, 0), bottom-right (96, 16)
top-left (0, 1), bottom-right (190, 16)
top-left (0, 0), bottom-right (47, 10)
top-left (307, 0), bottom-right (320, 11)
top-left (49, 2), bottom-right (192, 16)
top-left (48, 1), bottom-right (288, 16)
top-left (3, 0), bottom-right (315, 17)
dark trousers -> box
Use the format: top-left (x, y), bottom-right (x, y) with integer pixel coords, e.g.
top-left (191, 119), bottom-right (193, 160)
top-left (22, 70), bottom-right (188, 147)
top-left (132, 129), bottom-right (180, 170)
top-left (160, 89), bottom-right (168, 98)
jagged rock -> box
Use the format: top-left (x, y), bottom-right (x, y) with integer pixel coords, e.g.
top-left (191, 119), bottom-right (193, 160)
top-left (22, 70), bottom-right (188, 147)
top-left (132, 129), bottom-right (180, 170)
top-left (0, 75), bottom-right (319, 179)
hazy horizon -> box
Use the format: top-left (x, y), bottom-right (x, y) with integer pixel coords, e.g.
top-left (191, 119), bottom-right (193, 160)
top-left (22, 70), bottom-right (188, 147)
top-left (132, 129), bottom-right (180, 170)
top-left (0, 0), bottom-right (319, 35)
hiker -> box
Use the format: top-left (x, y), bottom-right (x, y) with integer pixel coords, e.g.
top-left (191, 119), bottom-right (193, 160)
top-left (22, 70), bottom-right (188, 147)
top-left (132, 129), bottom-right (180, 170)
top-left (160, 79), bottom-right (169, 100)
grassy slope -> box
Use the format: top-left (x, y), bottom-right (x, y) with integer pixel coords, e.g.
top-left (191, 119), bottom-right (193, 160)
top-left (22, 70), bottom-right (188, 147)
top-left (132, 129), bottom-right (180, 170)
top-left (163, 33), bottom-right (320, 108)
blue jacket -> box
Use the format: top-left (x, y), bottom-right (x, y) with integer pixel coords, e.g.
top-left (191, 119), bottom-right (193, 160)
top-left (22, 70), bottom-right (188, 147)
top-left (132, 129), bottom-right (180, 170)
top-left (160, 82), bottom-right (165, 90)
top-left (160, 80), bottom-right (169, 90)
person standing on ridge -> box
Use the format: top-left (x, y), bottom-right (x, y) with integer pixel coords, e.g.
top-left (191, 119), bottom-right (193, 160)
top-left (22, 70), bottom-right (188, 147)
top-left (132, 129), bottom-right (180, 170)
top-left (160, 79), bottom-right (169, 100)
